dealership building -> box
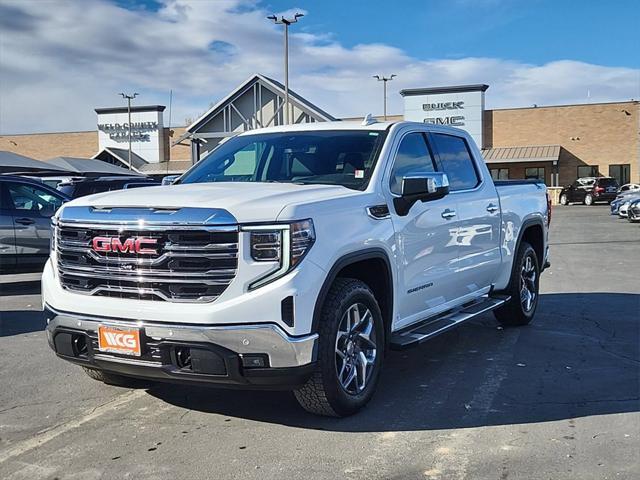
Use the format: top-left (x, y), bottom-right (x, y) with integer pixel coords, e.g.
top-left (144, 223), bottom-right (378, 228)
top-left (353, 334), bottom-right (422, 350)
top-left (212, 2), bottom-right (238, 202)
top-left (1, 73), bottom-right (638, 186)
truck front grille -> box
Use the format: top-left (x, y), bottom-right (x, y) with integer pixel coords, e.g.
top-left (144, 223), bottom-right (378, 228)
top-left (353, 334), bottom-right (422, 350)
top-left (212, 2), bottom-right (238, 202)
top-left (56, 224), bottom-right (238, 303)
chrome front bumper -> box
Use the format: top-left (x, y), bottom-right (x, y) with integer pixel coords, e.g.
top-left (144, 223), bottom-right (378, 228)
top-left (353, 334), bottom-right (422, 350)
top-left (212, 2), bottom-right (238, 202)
top-left (44, 306), bottom-right (318, 369)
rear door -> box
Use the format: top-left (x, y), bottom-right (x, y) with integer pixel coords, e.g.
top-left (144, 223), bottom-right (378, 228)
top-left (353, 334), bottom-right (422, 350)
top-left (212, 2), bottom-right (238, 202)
top-left (385, 131), bottom-right (464, 329)
top-left (429, 132), bottom-right (502, 294)
top-left (0, 183), bottom-right (17, 271)
top-left (6, 181), bottom-right (64, 269)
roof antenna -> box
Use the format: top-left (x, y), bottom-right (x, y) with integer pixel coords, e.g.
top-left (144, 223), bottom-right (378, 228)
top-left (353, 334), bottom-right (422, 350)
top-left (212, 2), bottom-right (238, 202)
top-left (361, 113), bottom-right (378, 126)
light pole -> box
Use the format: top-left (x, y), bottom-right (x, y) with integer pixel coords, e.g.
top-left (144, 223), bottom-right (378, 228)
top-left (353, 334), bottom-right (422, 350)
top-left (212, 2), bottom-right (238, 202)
top-left (373, 75), bottom-right (396, 120)
top-left (119, 92), bottom-right (138, 170)
top-left (267, 13), bottom-right (304, 125)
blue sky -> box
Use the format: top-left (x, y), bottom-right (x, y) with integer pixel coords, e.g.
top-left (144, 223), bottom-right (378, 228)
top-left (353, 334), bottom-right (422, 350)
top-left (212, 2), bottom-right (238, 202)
top-left (1, 0), bottom-right (639, 134)
top-left (265, 0), bottom-right (640, 68)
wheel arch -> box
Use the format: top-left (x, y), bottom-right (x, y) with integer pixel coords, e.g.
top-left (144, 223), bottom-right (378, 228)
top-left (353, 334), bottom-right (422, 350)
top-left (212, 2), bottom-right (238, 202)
top-left (312, 248), bottom-right (394, 342)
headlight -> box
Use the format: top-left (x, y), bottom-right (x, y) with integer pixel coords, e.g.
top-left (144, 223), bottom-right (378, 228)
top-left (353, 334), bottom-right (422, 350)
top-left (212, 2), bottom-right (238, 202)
top-left (244, 219), bottom-right (315, 289)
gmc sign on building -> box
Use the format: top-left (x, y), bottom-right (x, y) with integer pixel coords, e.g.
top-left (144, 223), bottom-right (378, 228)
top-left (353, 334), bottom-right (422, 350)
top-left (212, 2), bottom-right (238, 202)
top-left (401, 84), bottom-right (488, 148)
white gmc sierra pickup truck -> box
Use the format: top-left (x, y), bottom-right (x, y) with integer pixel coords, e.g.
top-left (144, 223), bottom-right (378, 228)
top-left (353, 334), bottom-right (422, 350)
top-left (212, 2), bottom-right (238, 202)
top-left (43, 120), bottom-right (550, 416)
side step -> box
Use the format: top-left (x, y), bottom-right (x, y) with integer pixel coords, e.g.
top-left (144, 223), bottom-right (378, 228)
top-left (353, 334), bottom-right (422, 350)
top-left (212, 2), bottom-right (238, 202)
top-left (389, 295), bottom-right (510, 350)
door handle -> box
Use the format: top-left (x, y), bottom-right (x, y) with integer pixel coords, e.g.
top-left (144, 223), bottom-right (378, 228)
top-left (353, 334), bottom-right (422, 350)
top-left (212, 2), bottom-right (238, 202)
top-left (441, 209), bottom-right (457, 219)
top-left (486, 204), bottom-right (499, 213)
top-left (14, 218), bottom-right (35, 226)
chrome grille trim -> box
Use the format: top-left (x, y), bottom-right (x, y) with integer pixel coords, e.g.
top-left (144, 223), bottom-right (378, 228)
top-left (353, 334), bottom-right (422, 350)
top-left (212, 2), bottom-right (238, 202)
top-left (56, 222), bottom-right (238, 303)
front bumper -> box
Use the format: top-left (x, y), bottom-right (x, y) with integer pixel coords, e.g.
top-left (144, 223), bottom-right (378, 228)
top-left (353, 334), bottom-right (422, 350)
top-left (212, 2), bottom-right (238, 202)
top-left (45, 305), bottom-right (318, 389)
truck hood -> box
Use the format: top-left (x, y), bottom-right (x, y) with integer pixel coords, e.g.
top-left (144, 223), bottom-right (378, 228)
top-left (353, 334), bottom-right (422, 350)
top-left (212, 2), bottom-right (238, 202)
top-left (63, 182), bottom-right (361, 223)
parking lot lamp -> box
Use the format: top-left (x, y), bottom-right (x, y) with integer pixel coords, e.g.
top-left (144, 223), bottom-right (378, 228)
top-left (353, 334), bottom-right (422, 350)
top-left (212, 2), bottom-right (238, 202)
top-left (373, 75), bottom-right (396, 120)
top-left (119, 92), bottom-right (139, 170)
top-left (267, 13), bottom-right (304, 125)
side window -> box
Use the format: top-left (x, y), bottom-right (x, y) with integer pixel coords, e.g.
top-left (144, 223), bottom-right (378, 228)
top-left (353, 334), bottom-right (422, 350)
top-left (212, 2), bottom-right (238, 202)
top-left (390, 133), bottom-right (436, 194)
top-left (7, 183), bottom-right (63, 216)
top-left (225, 143), bottom-right (259, 176)
top-left (430, 133), bottom-right (480, 191)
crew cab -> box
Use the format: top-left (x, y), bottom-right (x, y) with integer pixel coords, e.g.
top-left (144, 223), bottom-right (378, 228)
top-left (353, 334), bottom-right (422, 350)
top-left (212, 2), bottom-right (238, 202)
top-left (43, 120), bottom-right (550, 416)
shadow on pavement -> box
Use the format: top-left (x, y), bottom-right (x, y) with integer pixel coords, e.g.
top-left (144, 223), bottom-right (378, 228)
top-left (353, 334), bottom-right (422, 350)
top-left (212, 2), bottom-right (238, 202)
top-left (0, 310), bottom-right (46, 336)
top-left (148, 292), bottom-right (640, 432)
top-left (0, 280), bottom-right (41, 297)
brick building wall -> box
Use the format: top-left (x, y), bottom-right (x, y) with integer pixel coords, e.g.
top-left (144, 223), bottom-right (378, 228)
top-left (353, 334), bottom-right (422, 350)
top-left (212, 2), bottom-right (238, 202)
top-left (0, 130), bottom-right (98, 160)
top-left (484, 101), bottom-right (639, 185)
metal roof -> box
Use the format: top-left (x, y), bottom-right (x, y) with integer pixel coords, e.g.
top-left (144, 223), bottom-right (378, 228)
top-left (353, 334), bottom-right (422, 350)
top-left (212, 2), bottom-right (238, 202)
top-left (0, 150), bottom-right (70, 173)
top-left (92, 147), bottom-right (148, 170)
top-left (46, 156), bottom-right (140, 175)
top-left (482, 145), bottom-right (561, 164)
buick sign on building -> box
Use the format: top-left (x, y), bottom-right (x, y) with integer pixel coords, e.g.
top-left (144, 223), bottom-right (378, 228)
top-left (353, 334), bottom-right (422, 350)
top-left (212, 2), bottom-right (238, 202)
top-left (401, 84), bottom-right (488, 148)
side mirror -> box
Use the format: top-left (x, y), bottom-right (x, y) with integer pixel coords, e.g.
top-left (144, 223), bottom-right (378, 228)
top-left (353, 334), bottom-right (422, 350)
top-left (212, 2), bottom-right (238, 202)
top-left (162, 175), bottom-right (180, 185)
top-left (393, 172), bottom-right (450, 216)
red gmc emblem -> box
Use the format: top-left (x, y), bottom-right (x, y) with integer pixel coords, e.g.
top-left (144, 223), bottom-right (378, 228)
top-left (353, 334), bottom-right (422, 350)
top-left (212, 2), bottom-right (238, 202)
top-left (92, 236), bottom-right (158, 255)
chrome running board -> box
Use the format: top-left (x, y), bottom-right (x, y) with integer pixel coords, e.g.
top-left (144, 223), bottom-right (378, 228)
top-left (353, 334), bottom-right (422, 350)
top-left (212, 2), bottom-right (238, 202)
top-left (390, 295), bottom-right (510, 350)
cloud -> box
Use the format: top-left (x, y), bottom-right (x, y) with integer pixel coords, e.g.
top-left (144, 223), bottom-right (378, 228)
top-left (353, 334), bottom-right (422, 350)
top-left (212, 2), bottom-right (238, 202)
top-left (0, 0), bottom-right (638, 134)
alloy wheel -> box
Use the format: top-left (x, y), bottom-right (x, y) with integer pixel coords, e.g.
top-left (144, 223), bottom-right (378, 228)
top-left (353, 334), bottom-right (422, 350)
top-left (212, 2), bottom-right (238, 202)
top-left (520, 255), bottom-right (537, 312)
top-left (335, 303), bottom-right (377, 395)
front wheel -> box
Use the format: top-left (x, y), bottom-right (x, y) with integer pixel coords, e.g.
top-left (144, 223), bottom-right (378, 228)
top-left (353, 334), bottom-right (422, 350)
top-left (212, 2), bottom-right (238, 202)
top-left (559, 194), bottom-right (568, 205)
top-left (294, 278), bottom-right (384, 417)
top-left (493, 241), bottom-right (540, 326)
top-left (584, 194), bottom-right (594, 206)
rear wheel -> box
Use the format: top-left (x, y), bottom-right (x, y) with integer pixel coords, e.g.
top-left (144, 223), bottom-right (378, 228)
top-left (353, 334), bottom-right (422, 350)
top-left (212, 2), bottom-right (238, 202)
top-left (494, 241), bottom-right (540, 327)
top-left (294, 278), bottom-right (384, 417)
top-left (584, 194), bottom-right (594, 206)
top-left (559, 194), bottom-right (568, 205)
top-left (82, 367), bottom-right (150, 388)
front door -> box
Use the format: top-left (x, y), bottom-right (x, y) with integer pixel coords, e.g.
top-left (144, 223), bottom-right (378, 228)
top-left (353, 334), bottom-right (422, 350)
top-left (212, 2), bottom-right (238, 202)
top-left (0, 185), bottom-right (17, 271)
top-left (385, 131), bottom-right (463, 330)
top-left (6, 182), bottom-right (64, 270)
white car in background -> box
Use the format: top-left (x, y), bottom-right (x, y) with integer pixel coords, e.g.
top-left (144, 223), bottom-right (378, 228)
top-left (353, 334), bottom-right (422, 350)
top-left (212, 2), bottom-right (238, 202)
top-left (618, 183), bottom-right (640, 193)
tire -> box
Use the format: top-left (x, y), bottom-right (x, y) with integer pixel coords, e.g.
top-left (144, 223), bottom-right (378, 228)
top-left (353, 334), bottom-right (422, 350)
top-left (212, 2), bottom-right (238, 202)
top-left (294, 278), bottom-right (385, 417)
top-left (493, 241), bottom-right (540, 327)
top-left (559, 194), bottom-right (568, 205)
top-left (82, 367), bottom-right (150, 388)
top-left (584, 194), bottom-right (594, 206)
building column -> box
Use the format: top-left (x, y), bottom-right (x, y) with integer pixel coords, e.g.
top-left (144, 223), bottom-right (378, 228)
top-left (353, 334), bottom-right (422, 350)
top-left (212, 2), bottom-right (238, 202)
top-left (190, 139), bottom-right (201, 165)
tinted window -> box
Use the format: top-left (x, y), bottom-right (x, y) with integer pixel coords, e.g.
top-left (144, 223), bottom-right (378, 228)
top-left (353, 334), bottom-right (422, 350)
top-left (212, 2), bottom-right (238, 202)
top-left (179, 131), bottom-right (386, 190)
top-left (597, 178), bottom-right (618, 187)
top-left (430, 134), bottom-right (479, 191)
top-left (390, 133), bottom-right (436, 194)
top-left (7, 183), bottom-right (64, 216)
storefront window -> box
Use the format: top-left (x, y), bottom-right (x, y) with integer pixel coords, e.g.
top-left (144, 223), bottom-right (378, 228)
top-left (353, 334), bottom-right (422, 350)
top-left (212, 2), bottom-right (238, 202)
top-left (577, 165), bottom-right (599, 178)
top-left (525, 167), bottom-right (545, 182)
top-left (490, 168), bottom-right (509, 180)
top-left (609, 164), bottom-right (630, 185)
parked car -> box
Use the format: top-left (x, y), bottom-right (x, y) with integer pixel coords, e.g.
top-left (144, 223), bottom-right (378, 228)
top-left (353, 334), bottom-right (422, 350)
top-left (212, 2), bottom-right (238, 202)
top-left (57, 175), bottom-right (160, 199)
top-left (559, 176), bottom-right (619, 205)
top-left (618, 195), bottom-right (640, 218)
top-left (43, 121), bottom-right (550, 417)
top-left (611, 191), bottom-right (640, 215)
top-left (627, 198), bottom-right (640, 223)
top-left (0, 175), bottom-right (69, 272)
top-left (618, 183), bottom-right (640, 193)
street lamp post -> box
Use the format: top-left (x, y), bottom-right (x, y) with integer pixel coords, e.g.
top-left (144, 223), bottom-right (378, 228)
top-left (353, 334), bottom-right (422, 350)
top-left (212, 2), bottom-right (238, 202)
top-left (267, 13), bottom-right (304, 125)
top-left (119, 92), bottom-right (138, 170)
top-left (373, 75), bottom-right (396, 120)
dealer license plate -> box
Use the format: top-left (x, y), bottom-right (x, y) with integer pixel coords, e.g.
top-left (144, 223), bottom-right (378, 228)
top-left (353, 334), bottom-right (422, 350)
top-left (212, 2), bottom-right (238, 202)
top-left (98, 325), bottom-right (142, 356)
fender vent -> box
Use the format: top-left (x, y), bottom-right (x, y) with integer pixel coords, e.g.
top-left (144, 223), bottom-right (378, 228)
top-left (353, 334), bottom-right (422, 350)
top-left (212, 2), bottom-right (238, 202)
top-left (281, 296), bottom-right (294, 327)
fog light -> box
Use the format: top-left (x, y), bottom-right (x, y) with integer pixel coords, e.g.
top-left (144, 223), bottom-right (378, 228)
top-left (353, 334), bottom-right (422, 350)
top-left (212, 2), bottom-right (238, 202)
top-left (241, 354), bottom-right (269, 368)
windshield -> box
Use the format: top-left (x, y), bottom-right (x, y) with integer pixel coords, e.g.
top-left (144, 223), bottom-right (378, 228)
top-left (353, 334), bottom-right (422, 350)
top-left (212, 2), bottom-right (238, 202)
top-left (178, 130), bottom-right (387, 190)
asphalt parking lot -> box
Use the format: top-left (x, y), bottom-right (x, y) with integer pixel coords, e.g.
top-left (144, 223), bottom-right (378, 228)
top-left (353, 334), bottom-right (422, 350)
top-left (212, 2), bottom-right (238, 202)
top-left (0, 206), bottom-right (638, 480)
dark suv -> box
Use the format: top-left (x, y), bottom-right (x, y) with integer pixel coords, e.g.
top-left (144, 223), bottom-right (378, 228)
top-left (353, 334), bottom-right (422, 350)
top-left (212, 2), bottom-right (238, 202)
top-left (559, 177), bottom-right (619, 206)
top-left (57, 176), bottom-right (160, 199)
